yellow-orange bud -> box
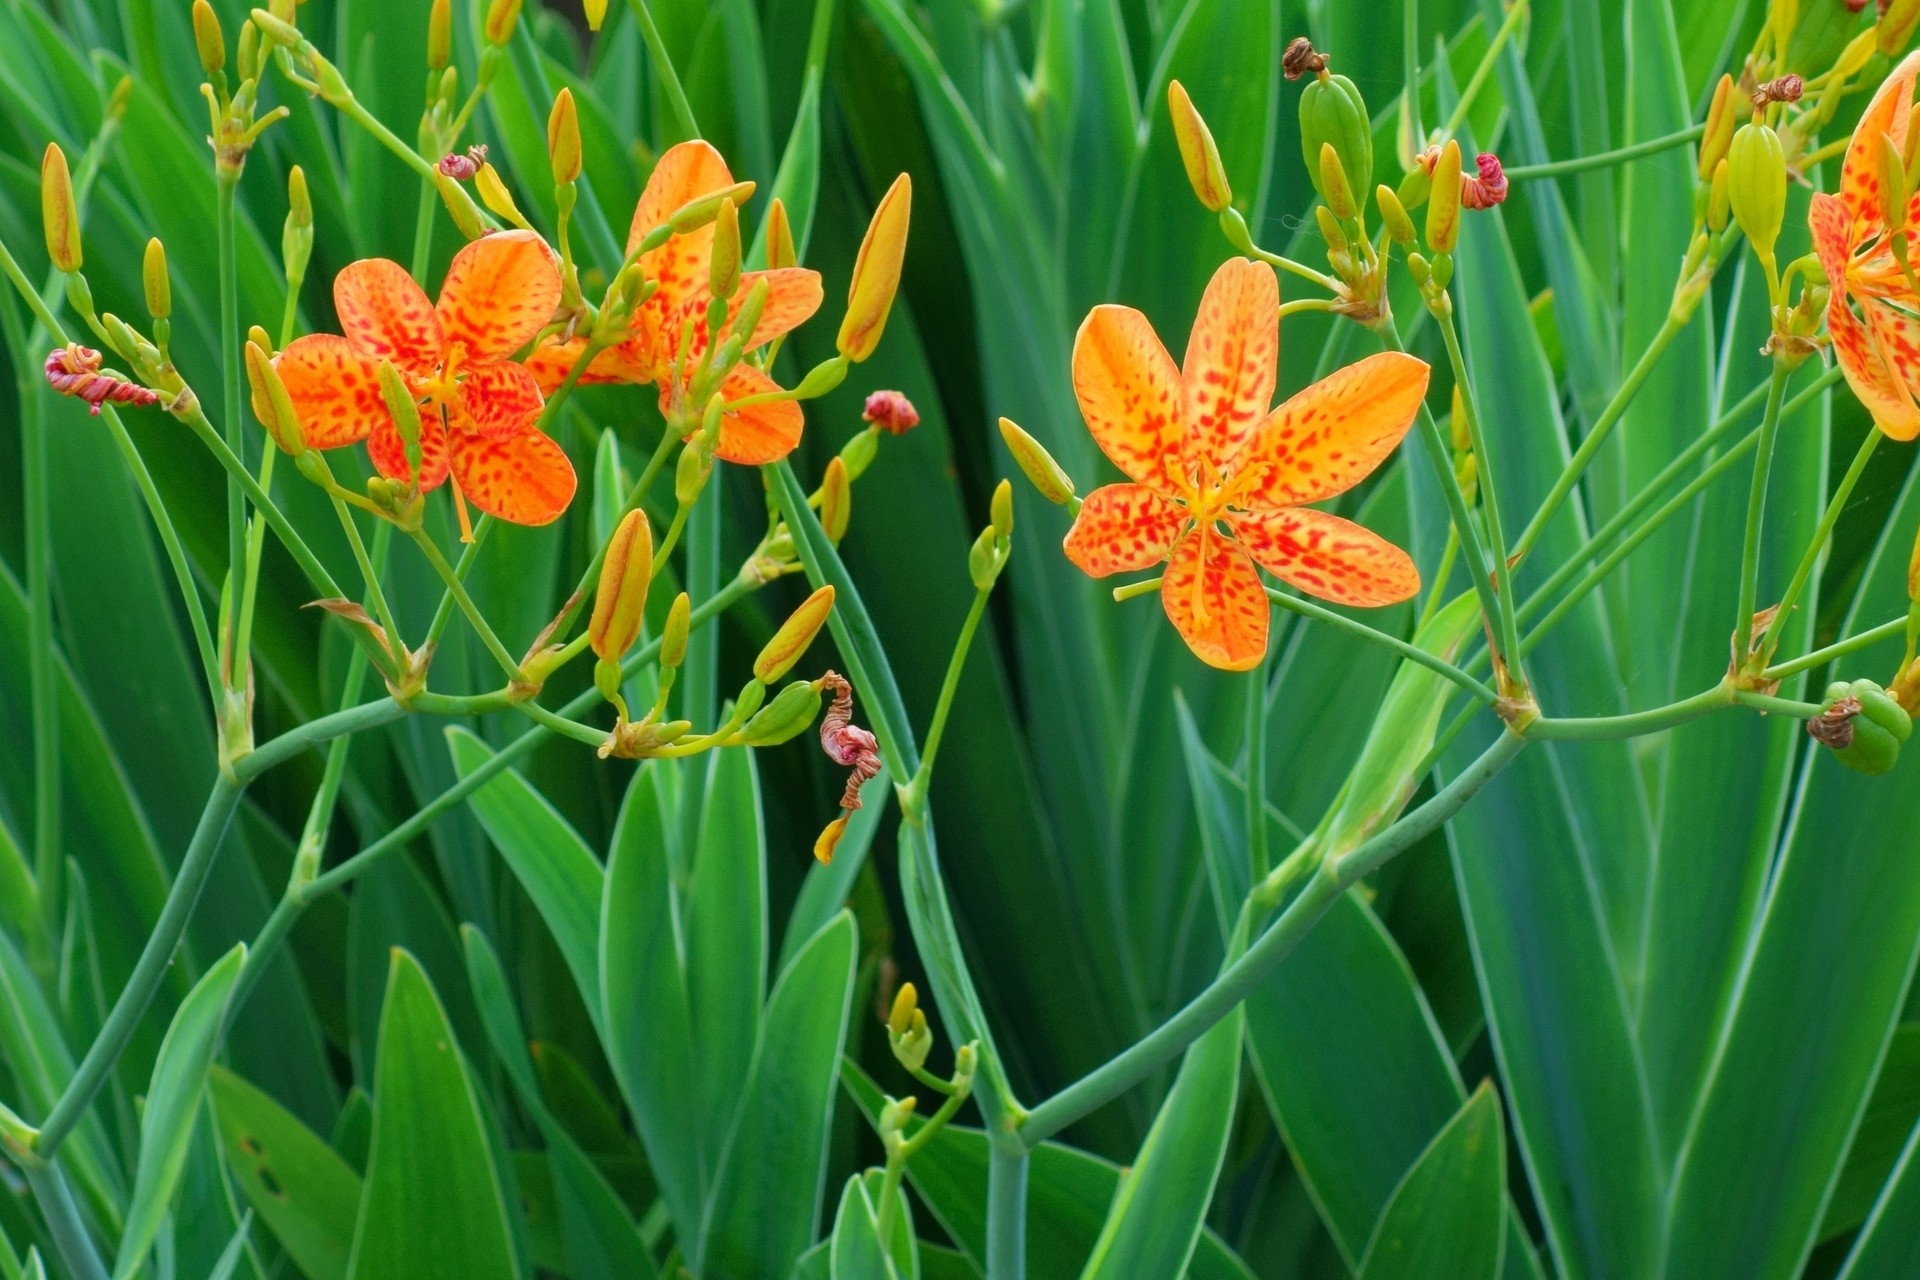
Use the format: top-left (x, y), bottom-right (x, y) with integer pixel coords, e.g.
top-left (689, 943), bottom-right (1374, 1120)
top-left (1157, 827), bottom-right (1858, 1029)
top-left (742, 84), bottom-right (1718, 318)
top-left (660, 591), bottom-right (691, 669)
top-left (999, 417), bottom-right (1075, 505)
top-left (548, 89), bottom-right (582, 186)
top-left (1376, 185), bottom-right (1416, 245)
top-left (837, 174), bottom-right (911, 362)
top-left (1425, 139), bottom-right (1462, 254)
top-left (1168, 80), bottom-right (1231, 213)
top-left (1883, 0), bottom-right (1920, 57)
top-left (1699, 74), bottom-right (1736, 181)
top-left (583, 0), bottom-right (606, 29)
top-left (887, 982), bottom-right (918, 1035)
top-left (590, 509), bottom-right (653, 663)
top-left (710, 197), bottom-right (742, 301)
top-left (766, 197), bottom-right (797, 270)
top-left (143, 239), bottom-right (170, 320)
top-left (1318, 142), bottom-right (1357, 221)
top-left (192, 0), bottom-right (225, 75)
top-left (755, 585), bottom-right (834, 683)
top-left (475, 163), bottom-right (530, 229)
top-left (483, 0), bottom-right (522, 46)
top-left (427, 0), bottom-right (451, 69)
top-left (990, 477), bottom-right (1014, 538)
top-left (821, 455), bottom-right (851, 543)
top-left (246, 341), bottom-right (306, 455)
top-left (40, 144), bottom-right (81, 273)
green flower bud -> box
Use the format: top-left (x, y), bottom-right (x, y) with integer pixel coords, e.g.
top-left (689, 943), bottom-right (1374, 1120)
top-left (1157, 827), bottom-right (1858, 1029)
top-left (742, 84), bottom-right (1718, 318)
top-left (1299, 70), bottom-right (1372, 221)
top-left (999, 416), bottom-right (1075, 504)
top-left (427, 0), bottom-right (451, 70)
top-left (245, 340), bottom-right (305, 455)
top-left (1819, 679), bottom-right (1913, 775)
top-left (192, 0), bottom-right (225, 76)
top-left (1168, 80), bottom-right (1232, 213)
top-left (1397, 160), bottom-right (1433, 212)
top-left (732, 276), bottom-right (769, 346)
top-left (1727, 122), bottom-right (1786, 262)
top-left (675, 437), bottom-right (713, 507)
top-left (792, 355), bottom-right (849, 400)
top-left (143, 239), bottom-right (170, 320)
top-left (990, 477), bottom-right (1014, 538)
top-left (839, 425), bottom-right (880, 481)
top-left (667, 181), bottom-right (756, 234)
top-left (376, 360), bottom-right (424, 483)
top-left (1707, 158), bottom-right (1730, 233)
top-left (660, 592), bottom-right (691, 669)
top-left (709, 196), bottom-right (742, 301)
top-left (731, 679), bottom-right (767, 723)
top-left (968, 525), bottom-right (1002, 591)
top-left (1315, 204), bottom-right (1348, 254)
top-left (738, 679), bottom-right (824, 747)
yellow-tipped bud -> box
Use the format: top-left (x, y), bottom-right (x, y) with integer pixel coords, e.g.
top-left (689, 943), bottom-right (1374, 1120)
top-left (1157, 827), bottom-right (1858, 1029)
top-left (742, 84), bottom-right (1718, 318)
top-left (755, 585), bottom-right (834, 684)
top-left (814, 814), bottom-right (848, 863)
top-left (1707, 158), bottom-right (1730, 233)
top-left (1377, 185), bottom-right (1416, 245)
top-left (821, 456), bottom-right (851, 543)
top-left (246, 341), bottom-right (306, 455)
top-left (1314, 204), bottom-right (1348, 254)
top-left (249, 5), bottom-right (299, 44)
top-left (990, 477), bottom-right (1014, 538)
top-left (710, 197), bottom-right (742, 301)
top-left (237, 19), bottom-right (261, 81)
top-left (590, 510), bottom-right (653, 663)
top-left (427, 0), bottom-right (451, 69)
top-left (376, 360), bottom-right (424, 479)
top-left (483, 0), bottom-right (522, 46)
top-left (583, 0), bottom-right (606, 29)
top-left (1881, 133), bottom-right (1912, 235)
top-left (193, 0), bottom-right (225, 75)
top-left (668, 181), bottom-right (756, 234)
top-left (1425, 139), bottom-right (1462, 254)
top-left (661, 592), bottom-right (691, 669)
top-left (1883, 0), bottom-right (1920, 57)
top-left (766, 197), bottom-right (797, 270)
top-left (288, 165), bottom-right (312, 228)
top-left (1699, 74), bottom-right (1736, 181)
top-left (1318, 142), bottom-right (1357, 221)
top-left (1168, 80), bottom-right (1232, 213)
top-left (1839, 29), bottom-right (1879, 81)
top-left (999, 417), bottom-right (1075, 505)
top-left (475, 163), bottom-right (530, 229)
top-left (1727, 122), bottom-right (1786, 261)
top-left (143, 239), bottom-right (170, 320)
top-left (548, 88), bottom-right (581, 186)
top-left (887, 982), bottom-right (918, 1035)
top-left (248, 324), bottom-right (273, 355)
top-left (837, 174), bottom-right (912, 362)
top-left (40, 144), bottom-right (81, 274)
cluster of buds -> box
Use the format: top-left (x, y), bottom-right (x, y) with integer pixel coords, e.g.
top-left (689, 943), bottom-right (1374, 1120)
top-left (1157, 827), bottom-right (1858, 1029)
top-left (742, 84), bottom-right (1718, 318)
top-left (194, 0), bottom-right (289, 179)
top-left (968, 480), bottom-right (1015, 591)
top-left (876, 983), bottom-right (978, 1175)
top-left (1390, 137), bottom-right (1507, 324)
top-left (1809, 677), bottom-right (1912, 774)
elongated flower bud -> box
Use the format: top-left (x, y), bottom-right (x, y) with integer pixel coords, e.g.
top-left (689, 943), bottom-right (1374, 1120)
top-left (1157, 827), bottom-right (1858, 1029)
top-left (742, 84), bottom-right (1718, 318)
top-left (668, 181), bottom-right (756, 234)
top-left (193, 0), bottom-right (225, 75)
top-left (1700, 74), bottom-right (1736, 180)
top-left (755, 585), bottom-right (834, 683)
top-left (1299, 66), bottom-right (1372, 220)
top-left (766, 197), bottom-right (796, 269)
top-left (1425, 139), bottom-right (1462, 254)
top-left (999, 416), bottom-right (1075, 504)
top-left (1319, 143), bottom-right (1357, 220)
top-left (427, 0), bottom-right (451, 69)
top-left (661, 592), bottom-right (691, 668)
top-left (710, 196), bottom-right (742, 301)
top-left (739, 679), bottom-right (824, 747)
top-left (583, 0), bottom-right (606, 29)
top-left (590, 509), bottom-right (653, 663)
top-left (990, 477), bottom-right (1014, 537)
top-left (888, 982), bottom-right (918, 1036)
top-left (838, 174), bottom-right (912, 362)
top-left (483, 0), bottom-right (522, 46)
top-left (1377, 185), bottom-right (1416, 245)
top-left (1168, 80), bottom-right (1231, 213)
top-left (1727, 122), bottom-right (1786, 260)
top-left (548, 89), bottom-right (581, 185)
top-left (1707, 158), bottom-right (1730, 232)
top-left (1883, 0), bottom-right (1920, 56)
top-left (1882, 133), bottom-right (1912, 235)
top-left (247, 341), bottom-right (305, 454)
top-left (434, 172), bottom-right (486, 240)
top-left (376, 360), bottom-right (425, 481)
top-left (143, 239), bottom-right (170, 320)
top-left (474, 163), bottom-right (530, 229)
top-left (250, 5), bottom-right (299, 44)
top-left (41, 144), bottom-right (82, 273)
top-left (821, 456), bottom-right (851, 543)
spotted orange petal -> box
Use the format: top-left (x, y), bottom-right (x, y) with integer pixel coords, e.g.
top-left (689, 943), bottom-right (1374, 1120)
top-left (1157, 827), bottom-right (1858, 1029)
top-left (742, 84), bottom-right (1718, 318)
top-left (1810, 193), bottom-right (1854, 293)
top-left (735, 267), bottom-right (824, 347)
top-left (1183, 257), bottom-right (1278, 473)
top-left (274, 334), bottom-right (384, 449)
top-left (334, 259), bottom-right (443, 376)
top-left (1160, 526), bottom-right (1268, 671)
top-left (450, 428), bottom-right (577, 525)
top-left (1827, 288), bottom-right (1920, 440)
top-left (367, 407), bottom-right (451, 492)
top-left (457, 360), bottom-right (545, 439)
top-left (1072, 304), bottom-right (1186, 494)
top-left (1863, 299), bottom-right (1920, 441)
top-left (437, 230), bottom-right (564, 364)
top-left (523, 335), bottom-right (652, 394)
top-left (1842, 50), bottom-right (1920, 229)
top-left (630, 141), bottom-right (734, 362)
top-left (691, 362), bottom-right (803, 465)
top-left (1062, 483), bottom-right (1186, 577)
top-left (1230, 351), bottom-right (1429, 510)
top-left (1230, 506), bottom-right (1419, 607)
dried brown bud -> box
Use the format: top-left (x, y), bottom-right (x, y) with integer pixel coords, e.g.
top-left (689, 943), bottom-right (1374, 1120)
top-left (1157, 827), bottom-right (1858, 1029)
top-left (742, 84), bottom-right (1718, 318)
top-left (1808, 697), bottom-right (1861, 749)
top-left (861, 389), bottom-right (919, 434)
top-left (1752, 75), bottom-right (1803, 108)
top-left (1282, 36), bottom-right (1327, 80)
top-left (438, 145), bottom-right (489, 180)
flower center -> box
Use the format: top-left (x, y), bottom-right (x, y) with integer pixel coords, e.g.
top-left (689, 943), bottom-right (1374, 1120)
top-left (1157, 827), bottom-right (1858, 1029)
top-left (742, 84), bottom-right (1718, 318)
top-left (414, 342), bottom-right (471, 413)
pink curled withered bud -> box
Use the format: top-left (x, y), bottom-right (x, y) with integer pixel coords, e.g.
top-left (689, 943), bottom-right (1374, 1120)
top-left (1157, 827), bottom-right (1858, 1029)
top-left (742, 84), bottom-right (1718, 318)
top-left (819, 671), bottom-right (882, 810)
top-left (861, 389), bottom-right (919, 434)
top-left (1461, 153), bottom-right (1509, 210)
top-left (44, 345), bottom-right (159, 416)
top-left (437, 144), bottom-right (489, 180)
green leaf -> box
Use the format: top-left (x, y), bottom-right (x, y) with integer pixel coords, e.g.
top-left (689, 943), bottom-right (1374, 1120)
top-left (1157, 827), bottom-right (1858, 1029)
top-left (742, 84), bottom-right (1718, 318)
top-left (447, 726), bottom-right (606, 1035)
top-left (460, 924), bottom-right (657, 1280)
top-left (205, 1210), bottom-right (254, 1280)
top-left (600, 761), bottom-right (704, 1238)
top-left (1837, 1114), bottom-right (1920, 1279)
top-left (829, 1170), bottom-right (917, 1280)
top-left (210, 1065), bottom-right (364, 1280)
top-left (1824, 1024), bottom-right (1920, 1240)
top-left (702, 911), bottom-right (856, 1278)
top-left (113, 942), bottom-right (246, 1280)
top-left (779, 770), bottom-right (891, 975)
top-left (344, 949), bottom-right (517, 1280)
top-left (1356, 1082), bottom-right (1506, 1280)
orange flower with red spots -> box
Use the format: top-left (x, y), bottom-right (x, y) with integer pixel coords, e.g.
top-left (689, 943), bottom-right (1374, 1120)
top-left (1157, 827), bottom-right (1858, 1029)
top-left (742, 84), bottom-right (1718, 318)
top-left (272, 229), bottom-right (575, 524)
top-left (526, 140), bottom-right (824, 464)
top-left (1810, 50), bottom-right (1920, 442)
top-left (1063, 257), bottom-right (1428, 671)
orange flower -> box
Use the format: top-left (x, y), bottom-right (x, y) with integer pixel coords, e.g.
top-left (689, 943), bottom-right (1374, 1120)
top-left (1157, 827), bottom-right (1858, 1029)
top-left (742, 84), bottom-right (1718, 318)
top-left (1810, 50), bottom-right (1920, 442)
top-left (272, 230), bottom-right (575, 524)
top-left (526, 140), bottom-right (824, 464)
top-left (1063, 257), bottom-right (1427, 671)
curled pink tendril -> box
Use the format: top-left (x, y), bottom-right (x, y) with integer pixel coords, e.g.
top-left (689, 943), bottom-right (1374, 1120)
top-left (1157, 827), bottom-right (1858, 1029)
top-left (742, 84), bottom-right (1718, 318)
top-left (1462, 153), bottom-right (1508, 210)
top-left (819, 671), bottom-right (882, 810)
top-left (44, 345), bottom-right (158, 416)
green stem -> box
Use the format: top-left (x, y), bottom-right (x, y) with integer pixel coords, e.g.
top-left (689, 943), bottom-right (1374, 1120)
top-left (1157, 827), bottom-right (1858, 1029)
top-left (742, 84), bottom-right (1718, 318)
top-left (410, 178), bottom-right (437, 284)
top-left (1513, 312), bottom-right (1686, 562)
top-left (516, 699), bottom-right (607, 746)
top-left (217, 174), bottom-right (246, 690)
top-left (1016, 727), bottom-right (1527, 1147)
top-left (876, 1151), bottom-right (907, 1246)
top-left (1245, 644), bottom-right (1270, 881)
top-left (1435, 307), bottom-right (1522, 674)
top-left (1402, 0), bottom-right (1422, 148)
top-left (331, 90), bottom-right (439, 180)
top-left (425, 515), bottom-right (493, 649)
top-left (1442, 0), bottom-right (1529, 140)
top-left (1757, 424), bottom-right (1880, 668)
top-left (409, 528), bottom-right (524, 681)
top-left (1265, 587), bottom-right (1498, 704)
top-left (23, 1163), bottom-right (107, 1280)
top-left (279, 272), bottom-right (302, 351)
top-left (1503, 124), bottom-right (1706, 180)
top-left (1765, 616), bottom-right (1909, 680)
top-left (986, 1148), bottom-right (1027, 1280)
top-left (34, 776), bottom-right (243, 1158)
top-left (333, 496), bottom-right (406, 668)
top-left (1419, 526), bottom-right (1460, 631)
top-left (626, 0), bottom-right (700, 139)
top-left (1736, 360), bottom-right (1793, 667)
top-left (900, 588), bottom-right (991, 820)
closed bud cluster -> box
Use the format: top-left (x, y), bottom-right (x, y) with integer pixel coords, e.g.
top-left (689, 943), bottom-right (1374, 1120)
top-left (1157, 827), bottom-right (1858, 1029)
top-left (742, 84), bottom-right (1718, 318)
top-left (999, 417), bottom-right (1076, 507)
top-left (838, 174), bottom-right (912, 362)
top-left (40, 144), bottom-right (82, 273)
top-left (1298, 54), bottom-right (1371, 221)
top-left (754, 585), bottom-right (835, 683)
top-left (590, 510), bottom-right (653, 664)
top-left (1168, 80), bottom-right (1232, 213)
